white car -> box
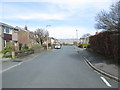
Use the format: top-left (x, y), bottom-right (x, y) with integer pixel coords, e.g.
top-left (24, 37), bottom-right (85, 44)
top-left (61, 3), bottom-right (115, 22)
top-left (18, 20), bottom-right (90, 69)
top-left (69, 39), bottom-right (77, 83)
top-left (54, 44), bottom-right (61, 49)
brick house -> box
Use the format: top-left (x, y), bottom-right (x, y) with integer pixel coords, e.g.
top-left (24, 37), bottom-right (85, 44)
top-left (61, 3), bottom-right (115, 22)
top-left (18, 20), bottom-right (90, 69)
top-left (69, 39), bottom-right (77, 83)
top-left (0, 22), bottom-right (20, 58)
top-left (28, 31), bottom-right (38, 48)
top-left (0, 22), bottom-right (37, 52)
top-left (0, 22), bottom-right (19, 51)
top-left (16, 27), bottom-right (37, 50)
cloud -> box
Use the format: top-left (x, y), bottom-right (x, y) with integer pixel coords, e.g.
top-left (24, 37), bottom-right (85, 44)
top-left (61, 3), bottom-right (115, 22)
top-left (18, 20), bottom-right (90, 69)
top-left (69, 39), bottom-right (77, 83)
top-left (47, 26), bottom-right (96, 39)
top-left (1, 2), bottom-right (71, 20)
top-left (2, 13), bottom-right (68, 20)
top-left (25, 26), bottom-right (96, 39)
top-left (2, 0), bottom-right (117, 3)
top-left (1, 0), bottom-right (116, 39)
top-left (1, 0), bottom-right (115, 21)
top-left (0, 3), bottom-right (69, 20)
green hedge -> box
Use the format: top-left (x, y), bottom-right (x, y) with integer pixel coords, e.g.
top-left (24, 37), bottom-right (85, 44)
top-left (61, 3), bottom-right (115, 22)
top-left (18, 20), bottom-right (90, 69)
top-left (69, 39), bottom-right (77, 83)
top-left (21, 46), bottom-right (29, 50)
top-left (32, 44), bottom-right (42, 49)
top-left (81, 43), bottom-right (88, 47)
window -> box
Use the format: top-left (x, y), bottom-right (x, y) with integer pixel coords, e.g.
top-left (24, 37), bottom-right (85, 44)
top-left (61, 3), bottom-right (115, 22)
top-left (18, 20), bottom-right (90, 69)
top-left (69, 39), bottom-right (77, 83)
top-left (4, 27), bottom-right (12, 34)
top-left (14, 29), bottom-right (18, 32)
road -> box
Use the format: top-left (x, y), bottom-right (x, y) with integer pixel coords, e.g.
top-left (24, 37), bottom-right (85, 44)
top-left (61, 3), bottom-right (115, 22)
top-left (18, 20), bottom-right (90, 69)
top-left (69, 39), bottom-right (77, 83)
top-left (2, 46), bottom-right (118, 88)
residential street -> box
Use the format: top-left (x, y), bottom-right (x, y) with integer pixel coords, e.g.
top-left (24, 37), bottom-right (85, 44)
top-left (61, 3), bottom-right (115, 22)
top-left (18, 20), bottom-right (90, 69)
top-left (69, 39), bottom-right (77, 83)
top-left (2, 46), bottom-right (118, 88)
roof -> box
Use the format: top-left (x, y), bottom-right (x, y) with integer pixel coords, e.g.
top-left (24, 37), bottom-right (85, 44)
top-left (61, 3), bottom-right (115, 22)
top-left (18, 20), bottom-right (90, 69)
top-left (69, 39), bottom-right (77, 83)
top-left (0, 22), bottom-right (15, 29)
top-left (15, 26), bottom-right (30, 31)
top-left (0, 22), bottom-right (31, 32)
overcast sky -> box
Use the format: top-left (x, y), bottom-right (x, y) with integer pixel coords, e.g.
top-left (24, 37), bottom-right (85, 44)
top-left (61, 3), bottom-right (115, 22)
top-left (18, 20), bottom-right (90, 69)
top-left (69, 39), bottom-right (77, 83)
top-left (0, 0), bottom-right (117, 39)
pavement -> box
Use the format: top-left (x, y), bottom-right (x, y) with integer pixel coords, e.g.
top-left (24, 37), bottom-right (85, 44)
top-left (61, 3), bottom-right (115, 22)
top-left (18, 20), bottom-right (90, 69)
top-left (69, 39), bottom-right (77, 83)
top-left (1, 48), bottom-right (48, 71)
top-left (2, 46), bottom-right (119, 88)
top-left (75, 46), bottom-right (119, 82)
top-left (1, 48), bottom-right (45, 62)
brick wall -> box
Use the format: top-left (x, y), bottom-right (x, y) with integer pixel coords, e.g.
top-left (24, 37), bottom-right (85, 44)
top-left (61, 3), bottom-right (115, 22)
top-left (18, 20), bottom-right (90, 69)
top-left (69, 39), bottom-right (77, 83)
top-left (18, 29), bottom-right (29, 45)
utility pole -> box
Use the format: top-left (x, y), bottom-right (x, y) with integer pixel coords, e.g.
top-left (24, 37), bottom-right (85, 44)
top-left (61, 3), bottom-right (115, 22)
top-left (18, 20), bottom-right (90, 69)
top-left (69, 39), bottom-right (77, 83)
top-left (46, 25), bottom-right (51, 51)
top-left (76, 29), bottom-right (78, 46)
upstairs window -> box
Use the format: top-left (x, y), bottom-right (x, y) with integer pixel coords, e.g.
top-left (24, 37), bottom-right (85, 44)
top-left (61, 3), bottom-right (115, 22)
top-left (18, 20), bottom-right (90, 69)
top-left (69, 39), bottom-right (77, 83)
top-left (14, 29), bottom-right (18, 32)
top-left (4, 27), bottom-right (12, 34)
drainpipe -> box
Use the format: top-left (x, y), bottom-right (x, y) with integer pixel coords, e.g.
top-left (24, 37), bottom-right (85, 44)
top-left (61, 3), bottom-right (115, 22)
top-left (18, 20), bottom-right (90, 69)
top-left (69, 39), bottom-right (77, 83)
top-left (0, 26), bottom-right (4, 59)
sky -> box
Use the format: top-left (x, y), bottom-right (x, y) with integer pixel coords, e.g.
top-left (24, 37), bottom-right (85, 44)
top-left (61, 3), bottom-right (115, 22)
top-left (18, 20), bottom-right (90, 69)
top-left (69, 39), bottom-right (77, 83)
top-left (0, 0), bottom-right (118, 39)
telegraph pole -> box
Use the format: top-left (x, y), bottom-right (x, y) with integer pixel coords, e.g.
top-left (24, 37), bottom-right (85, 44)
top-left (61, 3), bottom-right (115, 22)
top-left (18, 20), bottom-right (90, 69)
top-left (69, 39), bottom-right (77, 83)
top-left (76, 29), bottom-right (78, 46)
top-left (46, 25), bottom-right (51, 50)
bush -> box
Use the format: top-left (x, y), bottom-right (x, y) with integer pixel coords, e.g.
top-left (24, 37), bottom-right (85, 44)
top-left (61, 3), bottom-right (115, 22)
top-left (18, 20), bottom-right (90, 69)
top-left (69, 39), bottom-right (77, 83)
top-left (78, 43), bottom-right (89, 48)
top-left (89, 31), bottom-right (120, 62)
top-left (0, 45), bottom-right (13, 58)
top-left (78, 43), bottom-right (88, 48)
top-left (33, 44), bottom-right (42, 49)
top-left (0, 45), bottom-right (13, 54)
top-left (21, 46), bottom-right (29, 50)
top-left (82, 43), bottom-right (87, 47)
top-left (2, 55), bottom-right (12, 58)
top-left (48, 43), bottom-right (51, 47)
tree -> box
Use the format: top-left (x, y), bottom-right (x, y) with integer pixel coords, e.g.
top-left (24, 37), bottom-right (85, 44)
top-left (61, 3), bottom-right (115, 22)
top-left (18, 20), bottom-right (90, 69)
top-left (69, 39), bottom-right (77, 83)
top-left (82, 33), bottom-right (91, 38)
top-left (34, 28), bottom-right (49, 45)
top-left (95, 1), bottom-right (120, 31)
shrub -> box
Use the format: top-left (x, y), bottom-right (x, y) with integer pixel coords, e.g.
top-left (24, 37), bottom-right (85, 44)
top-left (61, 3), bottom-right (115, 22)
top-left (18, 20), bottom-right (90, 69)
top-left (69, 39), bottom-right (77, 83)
top-left (0, 45), bottom-right (13, 54)
top-left (48, 43), bottom-right (51, 47)
top-left (89, 31), bottom-right (120, 62)
top-left (0, 45), bottom-right (13, 58)
top-left (33, 44), bottom-right (42, 49)
top-left (81, 43), bottom-right (88, 48)
top-left (21, 46), bottom-right (29, 50)
top-left (2, 55), bottom-right (12, 58)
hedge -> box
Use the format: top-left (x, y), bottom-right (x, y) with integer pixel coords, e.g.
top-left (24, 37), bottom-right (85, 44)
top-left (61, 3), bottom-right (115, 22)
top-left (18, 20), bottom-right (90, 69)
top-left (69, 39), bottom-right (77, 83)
top-left (89, 31), bottom-right (120, 63)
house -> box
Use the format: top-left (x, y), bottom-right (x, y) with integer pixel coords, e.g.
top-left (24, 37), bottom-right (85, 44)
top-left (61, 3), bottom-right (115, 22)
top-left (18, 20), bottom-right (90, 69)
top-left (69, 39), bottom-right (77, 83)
top-left (50, 37), bottom-right (60, 45)
top-left (16, 26), bottom-right (37, 50)
top-left (0, 22), bottom-right (20, 58)
top-left (0, 22), bottom-right (37, 52)
top-left (12, 28), bottom-right (19, 51)
top-left (0, 22), bottom-right (19, 51)
top-left (50, 37), bottom-right (55, 45)
top-left (28, 31), bottom-right (38, 48)
top-left (80, 37), bottom-right (89, 44)
top-left (16, 27), bottom-right (29, 50)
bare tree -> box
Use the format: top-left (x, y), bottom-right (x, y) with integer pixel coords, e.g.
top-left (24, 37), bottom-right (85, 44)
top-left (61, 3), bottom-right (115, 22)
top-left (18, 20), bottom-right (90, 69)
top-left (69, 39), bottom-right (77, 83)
top-left (82, 33), bottom-right (91, 38)
top-left (95, 1), bottom-right (120, 31)
top-left (34, 28), bottom-right (49, 45)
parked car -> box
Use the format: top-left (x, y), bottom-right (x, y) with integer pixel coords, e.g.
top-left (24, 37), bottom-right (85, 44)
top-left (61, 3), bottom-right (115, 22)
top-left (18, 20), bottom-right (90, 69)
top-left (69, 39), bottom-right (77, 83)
top-left (54, 44), bottom-right (61, 49)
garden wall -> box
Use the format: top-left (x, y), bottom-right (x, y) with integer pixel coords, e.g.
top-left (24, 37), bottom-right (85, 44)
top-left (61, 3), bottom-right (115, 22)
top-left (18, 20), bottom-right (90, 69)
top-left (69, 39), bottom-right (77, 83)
top-left (89, 31), bottom-right (120, 62)
top-left (15, 49), bottom-right (34, 57)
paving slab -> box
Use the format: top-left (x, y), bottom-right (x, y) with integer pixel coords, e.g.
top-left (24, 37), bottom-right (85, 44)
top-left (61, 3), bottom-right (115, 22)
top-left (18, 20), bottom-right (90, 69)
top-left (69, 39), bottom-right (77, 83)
top-left (76, 47), bottom-right (119, 78)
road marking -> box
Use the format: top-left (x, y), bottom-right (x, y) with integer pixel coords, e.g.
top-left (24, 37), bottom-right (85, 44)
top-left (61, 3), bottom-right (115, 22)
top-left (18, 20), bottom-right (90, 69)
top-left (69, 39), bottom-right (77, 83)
top-left (0, 54), bottom-right (40, 73)
top-left (0, 62), bottom-right (22, 73)
top-left (100, 77), bottom-right (112, 87)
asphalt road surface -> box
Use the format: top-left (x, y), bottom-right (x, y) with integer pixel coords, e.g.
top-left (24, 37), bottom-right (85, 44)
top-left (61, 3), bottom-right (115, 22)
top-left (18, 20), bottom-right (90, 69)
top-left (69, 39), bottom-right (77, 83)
top-left (2, 46), bottom-right (118, 88)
